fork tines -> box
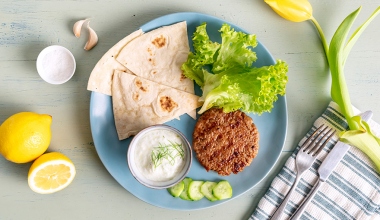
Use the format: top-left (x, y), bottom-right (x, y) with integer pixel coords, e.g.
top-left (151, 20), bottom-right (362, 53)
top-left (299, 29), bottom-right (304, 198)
top-left (301, 125), bottom-right (336, 156)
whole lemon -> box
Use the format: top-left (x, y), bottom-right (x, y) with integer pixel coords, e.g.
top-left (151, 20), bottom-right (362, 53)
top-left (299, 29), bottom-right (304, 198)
top-left (0, 112), bottom-right (52, 163)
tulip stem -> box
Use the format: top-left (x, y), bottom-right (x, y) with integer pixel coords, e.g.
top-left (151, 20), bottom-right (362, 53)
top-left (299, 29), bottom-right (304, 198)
top-left (310, 16), bottom-right (329, 59)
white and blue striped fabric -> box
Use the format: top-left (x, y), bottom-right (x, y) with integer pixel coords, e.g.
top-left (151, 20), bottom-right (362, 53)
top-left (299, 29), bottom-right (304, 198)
top-left (250, 102), bottom-right (380, 220)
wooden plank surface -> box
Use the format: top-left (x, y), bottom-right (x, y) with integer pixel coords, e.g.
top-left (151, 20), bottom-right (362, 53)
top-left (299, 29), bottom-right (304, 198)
top-left (1, 0), bottom-right (380, 219)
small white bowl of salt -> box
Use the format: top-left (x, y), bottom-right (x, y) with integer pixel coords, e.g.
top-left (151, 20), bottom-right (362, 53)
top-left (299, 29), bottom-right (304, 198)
top-left (36, 45), bottom-right (76, 84)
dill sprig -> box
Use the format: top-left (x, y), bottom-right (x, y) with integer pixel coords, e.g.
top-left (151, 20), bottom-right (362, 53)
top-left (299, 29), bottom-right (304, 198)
top-left (151, 140), bottom-right (185, 169)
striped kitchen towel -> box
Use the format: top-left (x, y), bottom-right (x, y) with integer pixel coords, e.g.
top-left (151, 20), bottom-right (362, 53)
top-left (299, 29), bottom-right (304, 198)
top-left (250, 101), bottom-right (380, 220)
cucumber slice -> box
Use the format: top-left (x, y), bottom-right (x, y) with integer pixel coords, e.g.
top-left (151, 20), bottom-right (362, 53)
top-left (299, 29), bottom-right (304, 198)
top-left (188, 180), bottom-right (205, 201)
top-left (200, 181), bottom-right (218, 201)
top-left (179, 177), bottom-right (193, 201)
top-left (212, 180), bottom-right (232, 200)
top-left (167, 181), bottom-right (184, 197)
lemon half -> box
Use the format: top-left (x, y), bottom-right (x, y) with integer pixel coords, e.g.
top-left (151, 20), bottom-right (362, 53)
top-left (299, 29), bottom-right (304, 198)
top-left (28, 152), bottom-right (76, 194)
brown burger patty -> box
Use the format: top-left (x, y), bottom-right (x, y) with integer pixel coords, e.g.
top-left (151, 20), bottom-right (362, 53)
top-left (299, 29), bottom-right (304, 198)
top-left (193, 108), bottom-right (259, 176)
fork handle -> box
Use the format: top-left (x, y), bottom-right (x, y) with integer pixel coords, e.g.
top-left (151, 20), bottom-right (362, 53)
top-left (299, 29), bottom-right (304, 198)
top-left (291, 179), bottom-right (324, 220)
top-left (271, 176), bottom-right (301, 220)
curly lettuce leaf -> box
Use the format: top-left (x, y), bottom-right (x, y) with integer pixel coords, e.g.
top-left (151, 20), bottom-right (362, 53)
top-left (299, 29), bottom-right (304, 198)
top-left (181, 23), bottom-right (220, 86)
top-left (198, 60), bottom-right (288, 114)
top-left (198, 73), bottom-right (242, 114)
top-left (182, 23), bottom-right (288, 115)
top-left (181, 52), bottom-right (205, 87)
top-left (212, 24), bottom-right (258, 74)
top-left (192, 22), bottom-right (220, 65)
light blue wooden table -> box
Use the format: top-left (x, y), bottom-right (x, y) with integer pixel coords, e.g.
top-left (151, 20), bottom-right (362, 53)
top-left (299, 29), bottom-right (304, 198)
top-left (1, 0), bottom-right (379, 219)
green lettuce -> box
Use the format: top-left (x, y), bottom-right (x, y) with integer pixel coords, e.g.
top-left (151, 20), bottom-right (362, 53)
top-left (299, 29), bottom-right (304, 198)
top-left (181, 23), bottom-right (288, 114)
top-left (212, 24), bottom-right (258, 74)
top-left (198, 61), bottom-right (288, 114)
top-left (181, 23), bottom-right (220, 87)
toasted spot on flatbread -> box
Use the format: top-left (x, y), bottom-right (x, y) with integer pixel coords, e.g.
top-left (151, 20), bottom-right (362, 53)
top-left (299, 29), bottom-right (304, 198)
top-left (132, 92), bottom-right (140, 101)
top-left (160, 96), bottom-right (178, 112)
top-left (135, 79), bottom-right (148, 92)
top-left (148, 58), bottom-right (156, 66)
top-left (152, 35), bottom-right (167, 48)
top-left (147, 47), bottom-right (153, 56)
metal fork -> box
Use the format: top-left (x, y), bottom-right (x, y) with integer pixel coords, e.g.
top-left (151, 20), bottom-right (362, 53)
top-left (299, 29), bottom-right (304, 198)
top-left (270, 125), bottom-right (336, 220)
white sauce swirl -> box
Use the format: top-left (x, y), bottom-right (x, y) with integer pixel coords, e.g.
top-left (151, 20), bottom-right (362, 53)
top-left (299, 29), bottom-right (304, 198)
top-left (134, 129), bottom-right (186, 182)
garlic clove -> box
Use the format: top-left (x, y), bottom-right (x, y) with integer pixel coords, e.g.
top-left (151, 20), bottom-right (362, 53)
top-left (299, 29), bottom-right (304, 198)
top-left (73, 19), bottom-right (88, 38)
top-left (84, 21), bottom-right (98, 51)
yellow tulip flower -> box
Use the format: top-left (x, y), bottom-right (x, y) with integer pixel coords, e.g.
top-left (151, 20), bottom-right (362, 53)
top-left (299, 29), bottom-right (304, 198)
top-left (265, 0), bottom-right (328, 57)
top-left (264, 0), bottom-right (313, 22)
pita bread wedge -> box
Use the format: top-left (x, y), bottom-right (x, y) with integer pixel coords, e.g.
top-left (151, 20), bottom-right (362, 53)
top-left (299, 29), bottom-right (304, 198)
top-left (87, 29), bottom-right (144, 95)
top-left (112, 70), bottom-right (202, 140)
top-left (115, 21), bottom-right (194, 94)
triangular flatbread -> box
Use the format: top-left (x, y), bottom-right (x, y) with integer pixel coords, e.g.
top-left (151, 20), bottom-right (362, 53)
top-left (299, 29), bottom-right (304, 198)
top-left (115, 21), bottom-right (194, 94)
top-left (87, 29), bottom-right (144, 95)
top-left (112, 70), bottom-right (202, 140)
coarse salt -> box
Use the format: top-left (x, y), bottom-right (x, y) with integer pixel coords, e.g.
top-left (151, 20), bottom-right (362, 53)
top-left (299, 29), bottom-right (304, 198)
top-left (36, 45), bottom-right (76, 84)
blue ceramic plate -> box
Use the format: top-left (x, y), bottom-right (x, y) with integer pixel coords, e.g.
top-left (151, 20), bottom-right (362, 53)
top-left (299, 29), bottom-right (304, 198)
top-left (90, 12), bottom-right (287, 210)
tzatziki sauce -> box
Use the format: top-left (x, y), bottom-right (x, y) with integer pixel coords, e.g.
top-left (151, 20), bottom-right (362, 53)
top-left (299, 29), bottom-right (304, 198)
top-left (134, 128), bottom-right (186, 182)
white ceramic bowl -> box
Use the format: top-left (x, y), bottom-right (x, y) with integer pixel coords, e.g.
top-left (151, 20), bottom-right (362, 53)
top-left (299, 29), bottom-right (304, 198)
top-left (36, 45), bottom-right (76, 84)
top-left (127, 125), bottom-right (192, 189)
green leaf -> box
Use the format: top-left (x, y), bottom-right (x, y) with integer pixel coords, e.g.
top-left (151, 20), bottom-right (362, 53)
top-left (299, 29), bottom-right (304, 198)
top-left (340, 116), bottom-right (380, 172)
top-left (182, 23), bottom-right (288, 115)
top-left (343, 7), bottom-right (380, 65)
top-left (197, 76), bottom-right (242, 114)
top-left (325, 6), bottom-right (380, 173)
top-left (212, 24), bottom-right (257, 74)
top-left (181, 52), bottom-right (205, 86)
top-left (328, 7), bottom-right (361, 130)
top-left (328, 6), bottom-right (380, 130)
top-left (192, 22), bottom-right (221, 66)
top-left (198, 60), bottom-right (288, 114)
top-left (180, 22), bottom-right (221, 87)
